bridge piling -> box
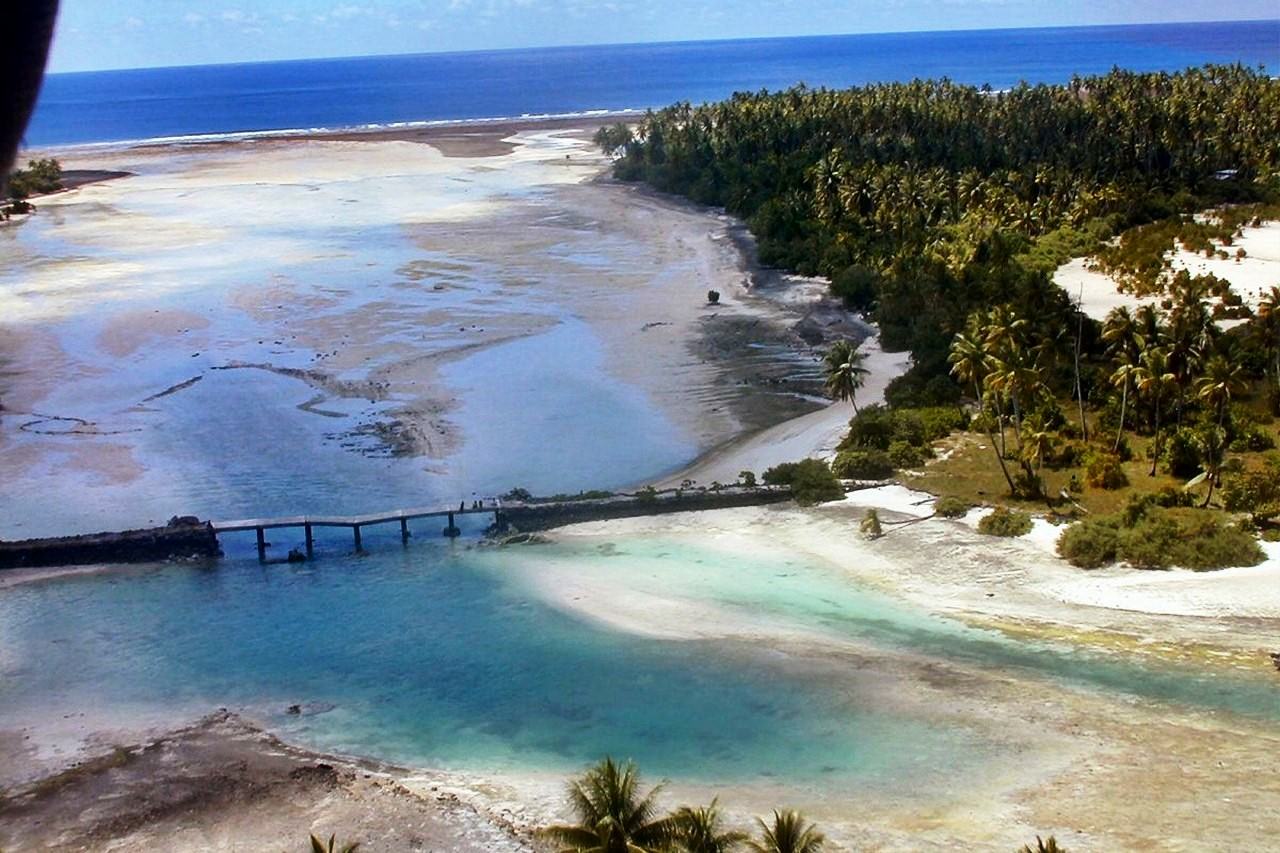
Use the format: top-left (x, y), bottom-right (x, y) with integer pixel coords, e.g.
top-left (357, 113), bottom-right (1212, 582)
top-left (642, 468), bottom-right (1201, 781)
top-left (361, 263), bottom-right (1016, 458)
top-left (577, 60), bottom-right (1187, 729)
top-left (255, 527), bottom-right (266, 562)
top-left (353, 525), bottom-right (363, 552)
top-left (400, 517), bottom-right (410, 543)
top-left (443, 511), bottom-right (460, 538)
top-left (304, 523), bottom-right (314, 557)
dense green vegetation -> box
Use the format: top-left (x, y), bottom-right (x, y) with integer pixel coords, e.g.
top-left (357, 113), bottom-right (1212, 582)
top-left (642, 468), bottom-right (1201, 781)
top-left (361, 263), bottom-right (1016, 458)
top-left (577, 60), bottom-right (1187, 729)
top-left (600, 65), bottom-right (1279, 396)
top-left (4, 157), bottom-right (61, 200)
top-left (1057, 500), bottom-right (1263, 570)
top-left (603, 65), bottom-right (1280, 570)
top-left (761, 459), bottom-right (844, 505)
top-left (977, 506), bottom-right (1034, 537)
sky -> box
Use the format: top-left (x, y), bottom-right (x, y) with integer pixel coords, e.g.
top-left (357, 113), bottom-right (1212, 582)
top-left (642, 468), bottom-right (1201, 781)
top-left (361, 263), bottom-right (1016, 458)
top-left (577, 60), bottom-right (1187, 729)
top-left (47, 1), bottom-right (1280, 73)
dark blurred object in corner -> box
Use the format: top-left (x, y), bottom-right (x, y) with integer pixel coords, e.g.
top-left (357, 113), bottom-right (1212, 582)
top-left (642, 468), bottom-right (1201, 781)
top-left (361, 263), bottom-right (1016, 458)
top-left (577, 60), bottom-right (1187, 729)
top-left (1, 2), bottom-right (60, 182)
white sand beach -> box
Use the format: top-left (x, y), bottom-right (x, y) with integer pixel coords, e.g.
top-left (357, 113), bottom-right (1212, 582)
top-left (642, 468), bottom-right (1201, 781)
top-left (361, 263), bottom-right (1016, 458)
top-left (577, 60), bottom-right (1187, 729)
top-left (1055, 218), bottom-right (1280, 320)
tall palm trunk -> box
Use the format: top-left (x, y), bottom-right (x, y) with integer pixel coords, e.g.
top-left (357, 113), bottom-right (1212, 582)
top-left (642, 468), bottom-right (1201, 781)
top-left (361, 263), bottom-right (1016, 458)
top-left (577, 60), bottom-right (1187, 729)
top-left (985, 423), bottom-right (1018, 496)
top-left (992, 394), bottom-right (1008, 457)
top-left (1114, 377), bottom-right (1128, 453)
top-left (1074, 294), bottom-right (1088, 442)
top-left (1201, 475), bottom-right (1216, 508)
top-left (1148, 392), bottom-right (1162, 477)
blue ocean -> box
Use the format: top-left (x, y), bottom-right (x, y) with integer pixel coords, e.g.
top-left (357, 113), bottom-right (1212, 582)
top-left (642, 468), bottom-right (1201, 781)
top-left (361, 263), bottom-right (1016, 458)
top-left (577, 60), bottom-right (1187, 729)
top-left (26, 19), bottom-right (1280, 147)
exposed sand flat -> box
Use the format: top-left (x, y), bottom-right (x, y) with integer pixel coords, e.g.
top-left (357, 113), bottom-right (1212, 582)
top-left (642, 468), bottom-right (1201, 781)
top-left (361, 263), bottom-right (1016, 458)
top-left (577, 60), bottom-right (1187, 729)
top-left (1054, 219), bottom-right (1280, 320)
top-left (547, 494), bottom-right (1280, 646)
top-left (0, 127), bottom-right (831, 535)
top-left (655, 335), bottom-right (911, 487)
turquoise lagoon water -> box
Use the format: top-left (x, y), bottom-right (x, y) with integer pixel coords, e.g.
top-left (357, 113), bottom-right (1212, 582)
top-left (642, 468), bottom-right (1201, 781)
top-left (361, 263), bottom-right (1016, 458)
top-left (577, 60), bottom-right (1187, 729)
top-left (1, 533), bottom-right (1275, 790)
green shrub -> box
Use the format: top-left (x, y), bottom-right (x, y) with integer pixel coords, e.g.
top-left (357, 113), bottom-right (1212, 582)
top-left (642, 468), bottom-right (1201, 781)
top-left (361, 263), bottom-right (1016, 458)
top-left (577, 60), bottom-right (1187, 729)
top-left (841, 405), bottom-right (895, 450)
top-left (762, 461), bottom-right (801, 486)
top-left (1176, 518), bottom-right (1265, 570)
top-left (978, 507), bottom-right (1033, 537)
top-left (764, 458), bottom-right (845, 505)
top-left (1152, 485), bottom-right (1195, 508)
top-left (840, 405), bottom-right (964, 453)
top-left (1115, 511), bottom-right (1183, 569)
top-left (1061, 507), bottom-right (1263, 569)
top-left (1222, 461), bottom-right (1280, 522)
top-left (1049, 440), bottom-right (1087, 470)
top-left (830, 264), bottom-right (880, 310)
top-left (739, 470), bottom-right (757, 487)
top-left (887, 440), bottom-right (929, 470)
top-left (1161, 428), bottom-right (1202, 479)
top-left (635, 485), bottom-right (658, 504)
top-left (860, 508), bottom-right (884, 538)
top-left (934, 496), bottom-right (973, 518)
top-left (831, 449), bottom-right (894, 480)
top-left (1057, 519), bottom-right (1121, 568)
top-left (914, 406), bottom-right (967, 441)
top-left (1084, 453), bottom-right (1129, 490)
top-left (1228, 425), bottom-right (1275, 453)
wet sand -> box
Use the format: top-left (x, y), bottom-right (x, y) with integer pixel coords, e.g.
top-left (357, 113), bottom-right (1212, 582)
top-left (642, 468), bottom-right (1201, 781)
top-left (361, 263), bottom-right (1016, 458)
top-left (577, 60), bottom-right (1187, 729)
top-left (1, 122), bottom-right (838, 536)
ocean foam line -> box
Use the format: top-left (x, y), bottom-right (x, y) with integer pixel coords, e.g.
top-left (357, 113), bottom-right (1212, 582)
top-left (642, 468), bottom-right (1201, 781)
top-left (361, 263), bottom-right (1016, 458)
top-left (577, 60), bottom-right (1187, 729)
top-left (34, 108), bottom-right (646, 153)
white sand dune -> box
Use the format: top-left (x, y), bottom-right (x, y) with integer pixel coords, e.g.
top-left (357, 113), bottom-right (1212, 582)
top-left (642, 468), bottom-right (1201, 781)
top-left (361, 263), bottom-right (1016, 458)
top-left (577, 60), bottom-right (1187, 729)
top-left (1055, 219), bottom-right (1280, 321)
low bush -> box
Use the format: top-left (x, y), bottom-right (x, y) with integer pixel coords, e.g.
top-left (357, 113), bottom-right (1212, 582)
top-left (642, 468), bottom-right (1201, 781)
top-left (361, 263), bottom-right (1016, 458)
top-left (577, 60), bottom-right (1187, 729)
top-left (831, 449), bottom-right (894, 480)
top-left (1057, 505), bottom-right (1265, 570)
top-left (860, 508), bottom-right (883, 538)
top-left (840, 405), bottom-right (965, 453)
top-left (738, 470), bottom-right (757, 487)
top-left (1161, 428), bottom-right (1202, 479)
top-left (763, 458), bottom-right (845, 506)
top-left (1222, 460), bottom-right (1280, 523)
top-left (1084, 452), bottom-right (1129, 490)
top-left (1057, 518), bottom-right (1121, 568)
top-left (1151, 485), bottom-right (1195, 508)
top-left (934, 496), bottom-right (973, 518)
top-left (1116, 511), bottom-right (1183, 569)
top-left (842, 405), bottom-right (895, 450)
top-left (978, 507), bottom-right (1033, 537)
top-left (887, 440), bottom-right (929, 470)
top-left (1176, 517), bottom-right (1265, 570)
top-left (1228, 425), bottom-right (1275, 453)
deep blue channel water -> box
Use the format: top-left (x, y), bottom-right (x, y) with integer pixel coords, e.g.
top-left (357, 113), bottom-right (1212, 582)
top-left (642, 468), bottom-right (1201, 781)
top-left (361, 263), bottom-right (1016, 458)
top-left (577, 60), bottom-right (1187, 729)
top-left (27, 21), bottom-right (1280, 147)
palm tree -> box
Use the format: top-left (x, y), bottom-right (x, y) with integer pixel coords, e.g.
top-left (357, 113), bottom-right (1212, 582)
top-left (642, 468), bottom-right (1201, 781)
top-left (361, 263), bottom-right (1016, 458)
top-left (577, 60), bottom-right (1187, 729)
top-left (1253, 286), bottom-right (1280, 406)
top-left (541, 758), bottom-right (674, 853)
top-left (1102, 307), bottom-right (1144, 391)
top-left (310, 835), bottom-right (360, 853)
top-left (948, 315), bottom-right (990, 412)
top-left (1188, 426), bottom-right (1228, 508)
top-left (670, 800), bottom-right (748, 853)
top-left (1196, 354), bottom-right (1247, 430)
top-left (1133, 346), bottom-right (1176, 476)
top-left (747, 811), bottom-right (824, 853)
top-left (1019, 836), bottom-right (1066, 853)
top-left (1109, 360), bottom-right (1141, 452)
top-left (1020, 417), bottom-right (1057, 494)
top-left (823, 340), bottom-right (870, 413)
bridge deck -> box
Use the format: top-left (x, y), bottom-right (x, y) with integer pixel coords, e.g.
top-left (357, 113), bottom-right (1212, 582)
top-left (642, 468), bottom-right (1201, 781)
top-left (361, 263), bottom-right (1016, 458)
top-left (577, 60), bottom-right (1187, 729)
top-left (212, 505), bottom-right (499, 533)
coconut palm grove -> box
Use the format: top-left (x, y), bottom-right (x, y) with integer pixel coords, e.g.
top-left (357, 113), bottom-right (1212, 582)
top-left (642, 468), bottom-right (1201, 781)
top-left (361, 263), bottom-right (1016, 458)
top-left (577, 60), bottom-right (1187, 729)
top-left (595, 64), bottom-right (1280, 571)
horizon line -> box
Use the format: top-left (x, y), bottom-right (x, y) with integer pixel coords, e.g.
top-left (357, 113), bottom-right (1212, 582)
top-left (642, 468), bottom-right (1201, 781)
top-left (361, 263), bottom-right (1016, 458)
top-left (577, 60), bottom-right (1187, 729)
top-left (46, 16), bottom-right (1280, 77)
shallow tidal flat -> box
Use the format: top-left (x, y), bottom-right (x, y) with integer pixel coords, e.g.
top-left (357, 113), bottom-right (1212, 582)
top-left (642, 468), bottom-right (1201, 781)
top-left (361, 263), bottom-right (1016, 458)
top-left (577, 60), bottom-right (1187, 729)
top-left (0, 130), bottom-right (821, 537)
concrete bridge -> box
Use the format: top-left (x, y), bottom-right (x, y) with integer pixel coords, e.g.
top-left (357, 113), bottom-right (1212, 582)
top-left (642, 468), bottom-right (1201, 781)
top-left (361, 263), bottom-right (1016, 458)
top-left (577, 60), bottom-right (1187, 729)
top-left (212, 502), bottom-right (503, 560)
